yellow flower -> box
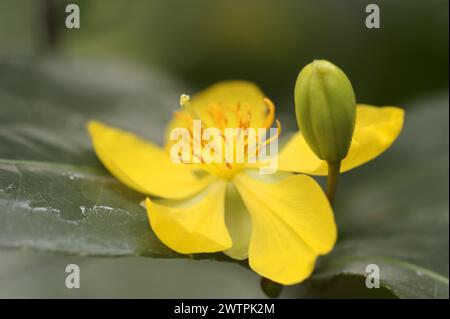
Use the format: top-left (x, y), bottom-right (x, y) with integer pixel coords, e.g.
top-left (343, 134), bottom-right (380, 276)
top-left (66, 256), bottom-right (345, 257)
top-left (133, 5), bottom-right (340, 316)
top-left (87, 81), bottom-right (336, 285)
top-left (278, 104), bottom-right (405, 175)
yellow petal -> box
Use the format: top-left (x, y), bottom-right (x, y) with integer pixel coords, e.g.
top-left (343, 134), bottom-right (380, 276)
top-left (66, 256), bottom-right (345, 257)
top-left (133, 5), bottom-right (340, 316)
top-left (233, 172), bottom-right (336, 285)
top-left (278, 105), bottom-right (404, 175)
top-left (223, 171), bottom-right (295, 260)
top-left (223, 183), bottom-right (252, 260)
top-left (88, 121), bottom-right (213, 199)
top-left (146, 180), bottom-right (232, 254)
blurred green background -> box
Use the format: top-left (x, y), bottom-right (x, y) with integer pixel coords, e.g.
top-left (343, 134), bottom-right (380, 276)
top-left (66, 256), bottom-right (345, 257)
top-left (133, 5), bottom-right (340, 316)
top-left (1, 0), bottom-right (448, 111)
top-left (0, 0), bottom-right (448, 298)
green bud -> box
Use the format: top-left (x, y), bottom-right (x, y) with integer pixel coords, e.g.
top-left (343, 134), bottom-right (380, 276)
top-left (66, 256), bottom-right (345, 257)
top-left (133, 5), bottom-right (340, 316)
top-left (294, 60), bottom-right (356, 162)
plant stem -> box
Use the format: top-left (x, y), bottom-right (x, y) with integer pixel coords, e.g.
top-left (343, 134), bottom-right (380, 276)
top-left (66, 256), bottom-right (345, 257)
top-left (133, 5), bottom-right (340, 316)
top-left (326, 161), bottom-right (341, 204)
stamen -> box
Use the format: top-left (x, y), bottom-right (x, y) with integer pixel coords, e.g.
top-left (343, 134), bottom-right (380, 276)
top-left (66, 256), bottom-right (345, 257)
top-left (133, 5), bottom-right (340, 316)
top-left (209, 104), bottom-right (226, 131)
top-left (179, 93), bottom-right (200, 119)
top-left (251, 119), bottom-right (282, 157)
top-left (262, 119), bottom-right (282, 146)
top-left (262, 98), bottom-right (275, 129)
top-left (170, 97), bottom-right (281, 179)
top-left (180, 94), bottom-right (190, 107)
top-left (241, 103), bottom-right (251, 129)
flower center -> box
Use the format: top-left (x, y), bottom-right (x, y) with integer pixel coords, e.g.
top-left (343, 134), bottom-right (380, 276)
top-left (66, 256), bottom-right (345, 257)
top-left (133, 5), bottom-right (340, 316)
top-left (167, 95), bottom-right (281, 180)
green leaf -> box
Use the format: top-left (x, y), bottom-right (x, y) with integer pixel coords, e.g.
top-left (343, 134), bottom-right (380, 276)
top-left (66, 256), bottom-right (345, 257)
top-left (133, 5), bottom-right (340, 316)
top-left (0, 159), bottom-right (178, 257)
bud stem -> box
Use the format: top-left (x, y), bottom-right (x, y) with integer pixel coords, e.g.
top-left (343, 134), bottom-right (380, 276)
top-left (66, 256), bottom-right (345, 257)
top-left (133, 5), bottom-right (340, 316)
top-left (326, 161), bottom-right (341, 204)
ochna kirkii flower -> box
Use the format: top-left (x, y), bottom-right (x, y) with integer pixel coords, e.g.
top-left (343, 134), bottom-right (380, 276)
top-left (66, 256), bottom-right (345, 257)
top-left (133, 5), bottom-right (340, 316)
top-left (87, 81), bottom-right (336, 285)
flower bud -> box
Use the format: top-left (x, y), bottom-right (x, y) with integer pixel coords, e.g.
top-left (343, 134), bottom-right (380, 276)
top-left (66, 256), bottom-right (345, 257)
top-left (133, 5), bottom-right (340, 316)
top-left (294, 60), bottom-right (356, 162)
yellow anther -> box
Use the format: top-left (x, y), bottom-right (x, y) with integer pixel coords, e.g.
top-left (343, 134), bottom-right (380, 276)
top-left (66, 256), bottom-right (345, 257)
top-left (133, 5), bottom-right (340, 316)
top-left (179, 94), bottom-right (190, 107)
